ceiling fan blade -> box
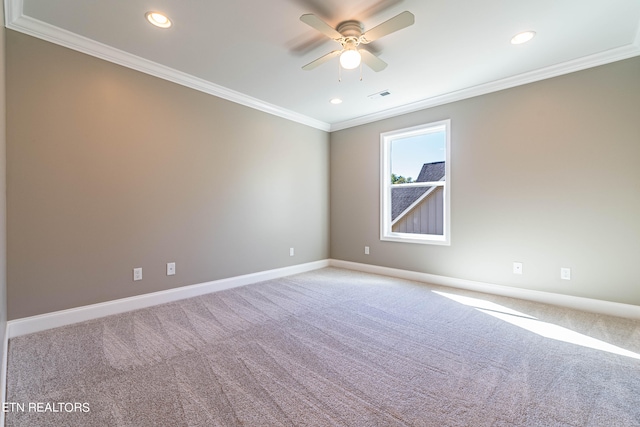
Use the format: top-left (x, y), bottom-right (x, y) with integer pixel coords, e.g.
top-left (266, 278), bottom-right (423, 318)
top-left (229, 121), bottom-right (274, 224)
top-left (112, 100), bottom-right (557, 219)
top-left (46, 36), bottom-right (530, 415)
top-left (302, 50), bottom-right (342, 70)
top-left (288, 0), bottom-right (336, 21)
top-left (359, 49), bottom-right (388, 72)
top-left (358, 0), bottom-right (405, 21)
top-left (300, 14), bottom-right (343, 40)
top-left (288, 35), bottom-right (332, 56)
top-left (361, 11), bottom-right (414, 43)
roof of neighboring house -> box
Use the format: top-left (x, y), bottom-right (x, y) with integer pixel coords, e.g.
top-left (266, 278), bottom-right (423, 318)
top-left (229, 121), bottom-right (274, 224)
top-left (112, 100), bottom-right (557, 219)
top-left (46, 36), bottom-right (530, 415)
top-left (391, 186), bottom-right (431, 220)
top-left (391, 161), bottom-right (445, 222)
top-left (416, 161), bottom-right (445, 183)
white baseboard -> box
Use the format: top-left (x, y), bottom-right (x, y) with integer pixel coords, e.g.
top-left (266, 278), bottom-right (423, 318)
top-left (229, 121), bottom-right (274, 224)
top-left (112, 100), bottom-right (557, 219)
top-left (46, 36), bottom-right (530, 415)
top-left (7, 258), bottom-right (640, 340)
top-left (329, 259), bottom-right (640, 320)
top-left (7, 260), bottom-right (330, 338)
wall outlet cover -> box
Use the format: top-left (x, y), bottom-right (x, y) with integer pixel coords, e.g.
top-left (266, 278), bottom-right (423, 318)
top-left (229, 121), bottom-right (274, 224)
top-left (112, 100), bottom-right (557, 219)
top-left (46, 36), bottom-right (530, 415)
top-left (513, 262), bottom-right (523, 275)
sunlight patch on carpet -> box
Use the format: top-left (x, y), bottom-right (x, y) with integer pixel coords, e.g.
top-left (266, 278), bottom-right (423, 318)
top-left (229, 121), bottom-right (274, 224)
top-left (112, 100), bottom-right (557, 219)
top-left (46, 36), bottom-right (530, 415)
top-left (434, 291), bottom-right (640, 360)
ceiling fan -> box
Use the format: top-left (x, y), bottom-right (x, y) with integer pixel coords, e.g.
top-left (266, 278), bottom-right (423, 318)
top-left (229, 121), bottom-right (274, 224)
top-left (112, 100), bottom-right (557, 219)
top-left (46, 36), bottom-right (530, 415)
top-left (300, 11), bottom-right (415, 72)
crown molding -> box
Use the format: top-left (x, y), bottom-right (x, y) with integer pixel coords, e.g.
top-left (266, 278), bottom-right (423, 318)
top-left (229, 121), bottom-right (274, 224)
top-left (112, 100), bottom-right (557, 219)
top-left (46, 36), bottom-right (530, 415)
top-left (329, 42), bottom-right (640, 131)
top-left (5, 0), bottom-right (640, 133)
top-left (4, 0), bottom-right (331, 132)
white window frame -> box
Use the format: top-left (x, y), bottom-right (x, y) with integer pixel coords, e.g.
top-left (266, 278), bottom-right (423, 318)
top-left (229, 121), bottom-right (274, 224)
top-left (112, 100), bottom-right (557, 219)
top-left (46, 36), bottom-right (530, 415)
top-left (380, 119), bottom-right (451, 245)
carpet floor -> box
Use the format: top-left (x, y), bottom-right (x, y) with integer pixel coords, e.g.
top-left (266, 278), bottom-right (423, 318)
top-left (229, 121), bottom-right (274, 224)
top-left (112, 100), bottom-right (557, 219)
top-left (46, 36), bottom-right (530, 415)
top-left (5, 267), bottom-right (640, 426)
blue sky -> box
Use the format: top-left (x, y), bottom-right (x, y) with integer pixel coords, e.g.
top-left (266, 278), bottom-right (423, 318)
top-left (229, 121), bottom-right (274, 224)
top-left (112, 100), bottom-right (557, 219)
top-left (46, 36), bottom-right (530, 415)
top-left (391, 131), bottom-right (446, 179)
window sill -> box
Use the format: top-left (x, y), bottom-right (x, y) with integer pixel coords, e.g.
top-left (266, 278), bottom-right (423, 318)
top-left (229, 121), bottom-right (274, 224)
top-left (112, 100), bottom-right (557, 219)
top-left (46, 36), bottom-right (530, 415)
top-left (381, 233), bottom-right (450, 246)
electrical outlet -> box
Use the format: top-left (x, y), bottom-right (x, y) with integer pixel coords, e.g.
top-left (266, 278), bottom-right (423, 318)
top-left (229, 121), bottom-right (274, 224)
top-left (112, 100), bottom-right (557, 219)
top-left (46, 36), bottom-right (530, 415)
top-left (133, 267), bottom-right (142, 281)
top-left (167, 262), bottom-right (176, 276)
top-left (561, 267), bottom-right (571, 280)
top-left (364, 246), bottom-right (370, 255)
top-left (290, 247), bottom-right (294, 257)
top-left (513, 262), bottom-right (523, 275)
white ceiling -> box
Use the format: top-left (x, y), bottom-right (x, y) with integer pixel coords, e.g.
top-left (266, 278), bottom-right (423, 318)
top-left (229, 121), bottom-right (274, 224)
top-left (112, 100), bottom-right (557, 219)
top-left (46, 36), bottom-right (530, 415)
top-left (5, 0), bottom-right (640, 131)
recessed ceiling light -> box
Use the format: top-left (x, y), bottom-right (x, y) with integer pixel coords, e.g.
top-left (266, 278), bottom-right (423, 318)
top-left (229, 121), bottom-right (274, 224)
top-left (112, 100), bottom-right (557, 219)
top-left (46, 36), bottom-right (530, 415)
top-left (330, 98), bottom-right (343, 105)
top-left (146, 11), bottom-right (172, 28)
top-left (511, 31), bottom-right (536, 45)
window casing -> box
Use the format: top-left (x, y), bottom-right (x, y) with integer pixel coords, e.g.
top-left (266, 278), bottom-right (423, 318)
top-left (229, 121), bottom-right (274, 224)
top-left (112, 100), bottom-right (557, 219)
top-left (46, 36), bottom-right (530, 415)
top-left (380, 120), bottom-right (451, 245)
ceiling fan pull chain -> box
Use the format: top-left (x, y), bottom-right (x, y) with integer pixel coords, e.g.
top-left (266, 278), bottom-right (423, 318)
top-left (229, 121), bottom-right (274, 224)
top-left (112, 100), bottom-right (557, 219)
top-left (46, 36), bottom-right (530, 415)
top-left (338, 62), bottom-right (342, 82)
top-left (360, 61), bottom-right (363, 81)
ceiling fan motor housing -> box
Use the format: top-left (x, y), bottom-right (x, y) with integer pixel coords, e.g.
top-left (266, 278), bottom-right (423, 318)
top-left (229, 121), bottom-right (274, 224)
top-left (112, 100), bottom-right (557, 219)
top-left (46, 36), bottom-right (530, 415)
top-left (337, 20), bottom-right (364, 39)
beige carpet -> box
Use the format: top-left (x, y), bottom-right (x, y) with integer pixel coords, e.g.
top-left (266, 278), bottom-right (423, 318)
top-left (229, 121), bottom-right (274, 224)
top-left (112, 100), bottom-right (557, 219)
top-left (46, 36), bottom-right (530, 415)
top-left (6, 267), bottom-right (640, 426)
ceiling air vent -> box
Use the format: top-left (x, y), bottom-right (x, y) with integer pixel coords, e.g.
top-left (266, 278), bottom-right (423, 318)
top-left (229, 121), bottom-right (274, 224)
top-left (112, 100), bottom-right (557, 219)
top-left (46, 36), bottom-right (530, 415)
top-left (368, 90), bottom-right (391, 100)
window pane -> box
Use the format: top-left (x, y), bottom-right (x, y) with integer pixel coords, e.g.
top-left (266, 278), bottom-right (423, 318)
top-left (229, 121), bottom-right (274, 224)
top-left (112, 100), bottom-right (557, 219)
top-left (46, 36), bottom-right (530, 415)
top-left (390, 131), bottom-right (445, 184)
top-left (390, 129), bottom-right (446, 236)
top-left (391, 186), bottom-right (444, 235)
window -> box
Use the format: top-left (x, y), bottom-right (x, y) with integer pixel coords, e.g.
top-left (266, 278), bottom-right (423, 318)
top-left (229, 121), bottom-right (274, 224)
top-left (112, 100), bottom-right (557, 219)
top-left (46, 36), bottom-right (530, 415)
top-left (380, 120), bottom-right (450, 245)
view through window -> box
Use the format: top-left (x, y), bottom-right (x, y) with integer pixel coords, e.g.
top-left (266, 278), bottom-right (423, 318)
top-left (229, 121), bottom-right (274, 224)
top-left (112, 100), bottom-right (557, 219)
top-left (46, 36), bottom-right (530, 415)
top-left (380, 120), bottom-right (450, 244)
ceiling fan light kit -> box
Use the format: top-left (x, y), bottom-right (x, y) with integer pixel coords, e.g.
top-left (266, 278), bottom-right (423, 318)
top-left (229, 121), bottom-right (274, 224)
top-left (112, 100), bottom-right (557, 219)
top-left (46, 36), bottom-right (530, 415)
top-left (339, 48), bottom-right (361, 69)
top-left (300, 11), bottom-right (415, 73)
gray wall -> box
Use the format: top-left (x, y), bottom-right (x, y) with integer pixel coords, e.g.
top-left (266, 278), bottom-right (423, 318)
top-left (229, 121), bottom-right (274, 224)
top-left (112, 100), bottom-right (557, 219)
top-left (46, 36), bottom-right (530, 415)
top-left (5, 28), bottom-right (640, 321)
top-left (6, 31), bottom-right (330, 320)
top-left (1, 1), bottom-right (8, 381)
top-left (331, 57), bottom-right (640, 306)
